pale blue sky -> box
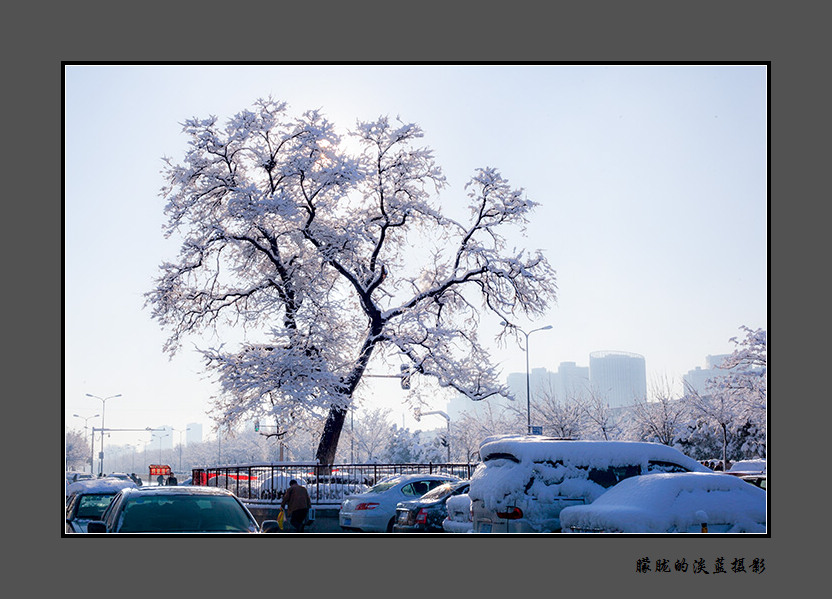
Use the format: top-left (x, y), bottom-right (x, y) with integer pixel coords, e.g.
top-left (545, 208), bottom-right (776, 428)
top-left (64, 64), bottom-right (767, 446)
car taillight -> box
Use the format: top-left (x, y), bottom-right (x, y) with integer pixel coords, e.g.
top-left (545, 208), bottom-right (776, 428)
top-left (496, 506), bottom-right (523, 520)
top-left (415, 508), bottom-right (428, 524)
top-left (356, 502), bottom-right (379, 510)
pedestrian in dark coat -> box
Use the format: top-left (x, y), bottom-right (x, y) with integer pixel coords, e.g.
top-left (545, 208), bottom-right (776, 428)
top-left (280, 479), bottom-right (312, 532)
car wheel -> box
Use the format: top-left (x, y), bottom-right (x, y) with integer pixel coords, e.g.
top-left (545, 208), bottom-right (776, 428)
top-left (386, 517), bottom-right (395, 533)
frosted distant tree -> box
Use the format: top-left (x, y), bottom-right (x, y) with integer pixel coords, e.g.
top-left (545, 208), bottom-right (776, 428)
top-left (454, 402), bottom-right (520, 462)
top-left (147, 98), bottom-right (557, 465)
top-left (382, 427), bottom-right (444, 464)
top-left (341, 407), bottom-right (394, 463)
top-left (627, 376), bottom-right (688, 446)
top-left (577, 388), bottom-right (622, 440)
top-left (534, 380), bottom-right (585, 439)
top-left (715, 326), bottom-right (767, 436)
top-left (65, 430), bottom-right (89, 471)
top-left (682, 325), bottom-right (767, 465)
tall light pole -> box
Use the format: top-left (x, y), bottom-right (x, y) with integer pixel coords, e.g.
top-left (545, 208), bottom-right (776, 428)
top-left (86, 393), bottom-right (121, 475)
top-left (73, 413), bottom-right (99, 473)
top-left (414, 409), bottom-right (451, 462)
top-left (173, 427), bottom-right (190, 472)
top-left (154, 432), bottom-right (169, 464)
top-left (504, 323), bottom-right (552, 434)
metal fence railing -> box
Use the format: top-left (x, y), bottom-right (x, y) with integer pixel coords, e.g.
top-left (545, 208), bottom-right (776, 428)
top-left (191, 462), bottom-right (479, 506)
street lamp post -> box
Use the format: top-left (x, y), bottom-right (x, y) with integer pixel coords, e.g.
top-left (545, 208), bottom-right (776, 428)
top-left (73, 413), bottom-right (99, 473)
top-left (173, 427), bottom-right (190, 472)
top-left (154, 432), bottom-right (169, 464)
top-left (415, 409), bottom-right (451, 462)
top-left (86, 393), bottom-right (121, 475)
top-left (503, 323), bottom-right (553, 435)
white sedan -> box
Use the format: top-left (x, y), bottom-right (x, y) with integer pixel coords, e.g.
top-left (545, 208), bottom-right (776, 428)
top-left (560, 472), bottom-right (767, 534)
top-left (339, 473), bottom-right (459, 533)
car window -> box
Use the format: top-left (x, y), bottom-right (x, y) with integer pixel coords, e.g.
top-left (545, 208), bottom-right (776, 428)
top-left (426, 480), bottom-right (449, 492)
top-left (483, 452), bottom-right (520, 463)
top-left (402, 481), bottom-right (429, 497)
top-left (75, 494), bottom-right (116, 520)
top-left (647, 461), bottom-right (690, 474)
top-left (586, 465), bottom-right (640, 488)
top-left (102, 493), bottom-right (126, 529)
top-left (419, 483), bottom-right (454, 501)
top-left (369, 481), bottom-right (400, 493)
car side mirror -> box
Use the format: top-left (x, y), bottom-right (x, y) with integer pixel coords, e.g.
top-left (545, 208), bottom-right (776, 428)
top-left (261, 520), bottom-right (281, 533)
top-left (87, 521), bottom-right (107, 533)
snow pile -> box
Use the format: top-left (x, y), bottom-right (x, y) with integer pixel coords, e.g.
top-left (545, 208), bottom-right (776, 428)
top-left (443, 493), bottom-right (473, 533)
top-left (468, 437), bottom-right (710, 532)
top-left (559, 472), bottom-right (767, 533)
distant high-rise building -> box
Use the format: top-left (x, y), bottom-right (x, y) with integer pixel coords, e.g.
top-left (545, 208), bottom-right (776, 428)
top-left (706, 354), bottom-right (732, 369)
top-left (589, 351), bottom-right (647, 408)
top-left (153, 425), bottom-right (174, 450)
top-left (503, 363), bottom-right (590, 406)
top-left (683, 354), bottom-right (734, 396)
top-left (446, 388), bottom-right (516, 422)
top-left (555, 361), bottom-right (590, 400)
top-left (506, 367), bottom-right (558, 404)
top-left (186, 423), bottom-right (203, 445)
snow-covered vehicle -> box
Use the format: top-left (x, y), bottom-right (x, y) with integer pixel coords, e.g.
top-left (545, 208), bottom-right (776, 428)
top-left (65, 471), bottom-right (94, 490)
top-left (469, 436), bottom-right (711, 533)
top-left (307, 473), bottom-right (369, 503)
top-left (257, 472), bottom-right (309, 500)
top-left (65, 476), bottom-right (138, 533)
top-left (559, 472), bottom-right (767, 533)
top-left (442, 492), bottom-right (473, 533)
top-left (725, 459), bottom-right (766, 476)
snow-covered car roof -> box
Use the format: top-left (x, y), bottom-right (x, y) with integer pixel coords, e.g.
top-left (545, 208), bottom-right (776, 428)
top-left (559, 472), bottom-right (767, 533)
top-left (478, 437), bottom-right (709, 472)
top-left (67, 477), bottom-right (137, 496)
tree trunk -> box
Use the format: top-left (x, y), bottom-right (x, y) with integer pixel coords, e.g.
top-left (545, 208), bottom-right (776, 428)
top-left (315, 404), bottom-right (348, 466)
top-left (314, 318), bottom-right (381, 466)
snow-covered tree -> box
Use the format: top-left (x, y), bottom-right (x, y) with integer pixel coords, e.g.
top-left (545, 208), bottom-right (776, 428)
top-left (65, 429), bottom-right (90, 471)
top-left (337, 406), bottom-right (394, 463)
top-left (713, 325), bottom-right (767, 444)
top-left (381, 425), bottom-right (445, 464)
top-left (626, 376), bottom-right (689, 446)
top-left (147, 98), bottom-right (557, 465)
top-left (534, 380), bottom-right (585, 439)
top-left (681, 325), bottom-right (767, 466)
top-left (577, 388), bottom-right (622, 440)
top-left (455, 400), bottom-right (523, 461)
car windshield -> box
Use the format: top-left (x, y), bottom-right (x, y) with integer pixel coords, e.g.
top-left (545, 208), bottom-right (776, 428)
top-left (419, 483), bottom-right (455, 501)
top-left (75, 494), bottom-right (116, 519)
top-left (117, 494), bottom-right (254, 533)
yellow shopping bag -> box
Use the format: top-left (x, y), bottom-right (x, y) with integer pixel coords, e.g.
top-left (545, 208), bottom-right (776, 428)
top-left (276, 508), bottom-right (285, 530)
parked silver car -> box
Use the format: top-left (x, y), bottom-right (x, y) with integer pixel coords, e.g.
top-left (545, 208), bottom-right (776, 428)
top-left (339, 473), bottom-right (459, 533)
